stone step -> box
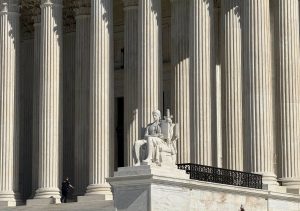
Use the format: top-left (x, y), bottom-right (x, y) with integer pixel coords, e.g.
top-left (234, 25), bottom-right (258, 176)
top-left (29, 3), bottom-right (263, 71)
top-left (1, 200), bottom-right (114, 211)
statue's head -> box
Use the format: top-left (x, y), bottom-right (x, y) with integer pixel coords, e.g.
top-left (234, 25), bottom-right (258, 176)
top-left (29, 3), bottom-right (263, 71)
top-left (152, 110), bottom-right (161, 121)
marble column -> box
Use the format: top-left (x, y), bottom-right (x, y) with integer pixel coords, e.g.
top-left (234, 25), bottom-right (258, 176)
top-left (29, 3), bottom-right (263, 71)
top-left (243, 0), bottom-right (277, 184)
top-left (138, 0), bottom-right (162, 132)
top-left (189, 0), bottom-right (213, 165)
top-left (170, 0), bottom-right (190, 163)
top-left (32, 13), bottom-right (40, 197)
top-left (123, 0), bottom-right (138, 166)
top-left (222, 0), bottom-right (243, 171)
top-left (74, 3), bottom-right (90, 195)
top-left (87, 0), bottom-right (113, 197)
top-left (277, 0), bottom-right (300, 187)
top-left (35, 0), bottom-right (63, 199)
top-left (0, 0), bottom-right (20, 206)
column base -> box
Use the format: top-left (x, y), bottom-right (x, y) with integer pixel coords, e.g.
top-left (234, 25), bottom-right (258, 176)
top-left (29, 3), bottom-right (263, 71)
top-left (279, 178), bottom-right (300, 188)
top-left (0, 191), bottom-right (21, 207)
top-left (255, 172), bottom-right (278, 186)
top-left (83, 184), bottom-right (112, 200)
top-left (34, 187), bottom-right (61, 200)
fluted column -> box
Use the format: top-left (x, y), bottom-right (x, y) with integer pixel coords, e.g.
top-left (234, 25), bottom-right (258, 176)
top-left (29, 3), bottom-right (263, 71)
top-left (32, 13), bottom-right (40, 197)
top-left (171, 0), bottom-right (190, 163)
top-left (87, 0), bottom-right (113, 197)
top-left (124, 0), bottom-right (138, 166)
top-left (222, 0), bottom-right (243, 171)
top-left (0, 0), bottom-right (20, 206)
top-left (243, 0), bottom-right (277, 184)
top-left (74, 3), bottom-right (90, 195)
top-left (138, 0), bottom-right (162, 132)
top-left (190, 0), bottom-right (213, 165)
top-left (276, 0), bottom-right (300, 187)
top-left (35, 0), bottom-right (63, 199)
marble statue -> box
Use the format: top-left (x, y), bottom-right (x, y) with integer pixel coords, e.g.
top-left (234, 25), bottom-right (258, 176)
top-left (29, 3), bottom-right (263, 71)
top-left (133, 109), bottom-right (178, 167)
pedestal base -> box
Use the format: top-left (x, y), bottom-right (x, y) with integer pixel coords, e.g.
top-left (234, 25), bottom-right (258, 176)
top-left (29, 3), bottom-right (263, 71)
top-left (0, 201), bottom-right (16, 207)
top-left (279, 178), bottom-right (300, 189)
top-left (0, 191), bottom-right (21, 207)
top-left (107, 165), bottom-right (189, 211)
top-left (28, 187), bottom-right (61, 205)
top-left (255, 172), bottom-right (278, 186)
top-left (83, 183), bottom-right (112, 200)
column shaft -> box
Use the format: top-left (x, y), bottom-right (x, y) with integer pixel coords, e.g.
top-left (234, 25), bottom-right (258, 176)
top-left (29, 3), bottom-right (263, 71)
top-left (190, 0), bottom-right (213, 165)
top-left (124, 0), bottom-right (138, 166)
top-left (138, 0), bottom-right (162, 131)
top-left (32, 14), bottom-right (40, 197)
top-left (243, 0), bottom-right (277, 184)
top-left (87, 0), bottom-right (113, 196)
top-left (277, 0), bottom-right (300, 187)
top-left (0, 0), bottom-right (20, 206)
top-left (171, 0), bottom-right (190, 163)
top-left (222, 0), bottom-right (243, 171)
top-left (35, 0), bottom-right (63, 198)
top-left (74, 5), bottom-right (90, 195)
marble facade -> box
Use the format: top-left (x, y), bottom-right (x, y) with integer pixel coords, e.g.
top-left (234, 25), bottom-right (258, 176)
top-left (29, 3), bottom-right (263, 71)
top-left (0, 0), bottom-right (300, 206)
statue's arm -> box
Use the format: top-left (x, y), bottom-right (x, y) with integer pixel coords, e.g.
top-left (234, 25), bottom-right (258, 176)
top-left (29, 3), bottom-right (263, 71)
top-left (144, 125), bottom-right (149, 138)
top-left (157, 125), bottom-right (164, 139)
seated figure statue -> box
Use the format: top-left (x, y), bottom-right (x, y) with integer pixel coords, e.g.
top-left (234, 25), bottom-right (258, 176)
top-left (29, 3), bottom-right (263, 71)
top-left (133, 109), bottom-right (178, 167)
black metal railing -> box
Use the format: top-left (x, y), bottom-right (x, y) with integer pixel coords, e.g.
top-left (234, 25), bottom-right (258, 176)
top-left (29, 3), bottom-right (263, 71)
top-left (177, 163), bottom-right (262, 189)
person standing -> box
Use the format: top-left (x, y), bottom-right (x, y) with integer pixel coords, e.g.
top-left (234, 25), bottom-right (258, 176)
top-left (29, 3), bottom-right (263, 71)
top-left (60, 177), bottom-right (74, 203)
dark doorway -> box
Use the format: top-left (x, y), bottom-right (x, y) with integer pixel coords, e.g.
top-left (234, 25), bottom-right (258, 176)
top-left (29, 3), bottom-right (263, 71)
top-left (115, 97), bottom-right (124, 168)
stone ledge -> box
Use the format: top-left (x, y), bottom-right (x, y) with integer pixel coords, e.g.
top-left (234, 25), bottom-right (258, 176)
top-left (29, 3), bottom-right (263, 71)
top-left (26, 198), bottom-right (58, 206)
top-left (0, 201), bottom-right (16, 207)
top-left (77, 194), bottom-right (113, 202)
top-left (263, 184), bottom-right (287, 193)
top-left (287, 188), bottom-right (300, 195)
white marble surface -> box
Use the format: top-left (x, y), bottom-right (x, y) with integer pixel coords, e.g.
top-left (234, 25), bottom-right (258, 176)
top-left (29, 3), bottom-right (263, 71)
top-left (108, 166), bottom-right (300, 211)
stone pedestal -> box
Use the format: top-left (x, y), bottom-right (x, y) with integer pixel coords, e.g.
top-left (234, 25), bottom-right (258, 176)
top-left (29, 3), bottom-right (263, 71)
top-left (107, 166), bottom-right (189, 211)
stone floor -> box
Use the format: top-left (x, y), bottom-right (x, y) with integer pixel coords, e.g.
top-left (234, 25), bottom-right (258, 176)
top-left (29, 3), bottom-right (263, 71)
top-left (1, 200), bottom-right (114, 211)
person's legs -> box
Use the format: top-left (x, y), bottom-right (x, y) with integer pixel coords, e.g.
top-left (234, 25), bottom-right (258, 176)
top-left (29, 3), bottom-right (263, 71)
top-left (64, 194), bottom-right (68, 203)
top-left (61, 191), bottom-right (67, 203)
